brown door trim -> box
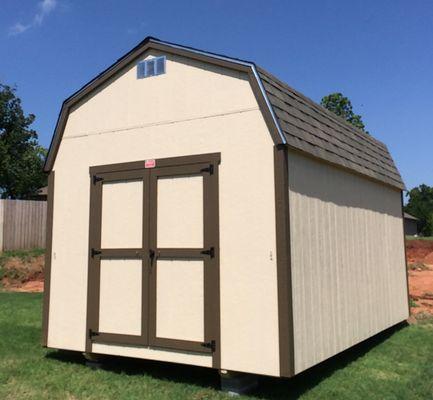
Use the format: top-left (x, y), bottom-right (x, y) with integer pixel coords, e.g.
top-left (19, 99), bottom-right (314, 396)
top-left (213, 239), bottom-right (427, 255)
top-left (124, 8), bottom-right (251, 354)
top-left (42, 171), bottom-right (55, 347)
top-left (85, 168), bottom-right (148, 351)
top-left (89, 153), bottom-right (221, 175)
top-left (274, 145), bottom-right (295, 377)
top-left (85, 153), bottom-right (221, 368)
top-left (147, 159), bottom-right (220, 366)
top-left (85, 169), bottom-right (103, 352)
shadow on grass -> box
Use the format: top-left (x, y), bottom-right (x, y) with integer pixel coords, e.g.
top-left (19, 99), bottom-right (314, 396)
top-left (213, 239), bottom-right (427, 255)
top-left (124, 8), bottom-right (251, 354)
top-left (46, 322), bottom-right (407, 399)
top-left (47, 350), bottom-right (219, 389)
top-left (254, 322), bottom-right (407, 399)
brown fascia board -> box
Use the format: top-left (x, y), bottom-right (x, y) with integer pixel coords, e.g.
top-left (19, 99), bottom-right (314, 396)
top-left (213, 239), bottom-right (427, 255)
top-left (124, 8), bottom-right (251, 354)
top-left (43, 37), bottom-right (286, 172)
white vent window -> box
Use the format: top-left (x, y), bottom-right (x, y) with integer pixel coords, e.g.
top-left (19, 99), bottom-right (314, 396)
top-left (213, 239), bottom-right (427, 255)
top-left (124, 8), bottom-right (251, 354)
top-left (137, 56), bottom-right (166, 79)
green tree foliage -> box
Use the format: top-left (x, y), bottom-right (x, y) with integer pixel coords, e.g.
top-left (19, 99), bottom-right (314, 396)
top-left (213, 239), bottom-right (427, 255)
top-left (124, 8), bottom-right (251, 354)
top-left (321, 92), bottom-right (368, 133)
top-left (0, 84), bottom-right (47, 199)
top-left (405, 184), bottom-right (433, 236)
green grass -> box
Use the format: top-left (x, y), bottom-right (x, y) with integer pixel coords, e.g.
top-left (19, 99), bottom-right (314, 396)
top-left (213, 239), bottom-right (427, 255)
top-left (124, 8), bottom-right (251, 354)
top-left (0, 248), bottom-right (45, 266)
top-left (1, 293), bottom-right (433, 399)
top-left (409, 298), bottom-right (419, 308)
top-left (406, 235), bottom-right (433, 241)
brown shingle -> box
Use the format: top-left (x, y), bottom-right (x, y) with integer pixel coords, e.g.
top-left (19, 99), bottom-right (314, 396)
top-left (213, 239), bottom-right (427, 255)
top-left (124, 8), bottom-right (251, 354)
top-left (257, 67), bottom-right (405, 190)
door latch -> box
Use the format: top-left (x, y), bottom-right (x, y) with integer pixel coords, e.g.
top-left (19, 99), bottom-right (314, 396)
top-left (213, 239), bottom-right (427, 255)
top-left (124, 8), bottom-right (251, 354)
top-left (91, 248), bottom-right (101, 258)
top-left (200, 247), bottom-right (215, 258)
top-left (88, 329), bottom-right (99, 339)
top-left (201, 340), bottom-right (216, 352)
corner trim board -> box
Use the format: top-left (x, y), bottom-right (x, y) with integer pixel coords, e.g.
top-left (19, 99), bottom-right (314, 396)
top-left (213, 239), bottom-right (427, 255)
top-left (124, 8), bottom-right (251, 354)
top-left (401, 191), bottom-right (411, 318)
top-left (274, 145), bottom-right (295, 377)
top-left (42, 171), bottom-right (55, 347)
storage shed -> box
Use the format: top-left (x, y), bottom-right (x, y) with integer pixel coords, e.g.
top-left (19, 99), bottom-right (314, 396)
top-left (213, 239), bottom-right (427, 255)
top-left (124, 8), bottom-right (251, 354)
top-left (42, 37), bottom-right (409, 379)
top-left (404, 212), bottom-right (419, 236)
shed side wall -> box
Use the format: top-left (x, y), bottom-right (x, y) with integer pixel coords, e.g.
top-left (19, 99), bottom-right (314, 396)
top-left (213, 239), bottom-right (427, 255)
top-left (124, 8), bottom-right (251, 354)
top-left (404, 219), bottom-right (418, 236)
top-left (48, 51), bottom-right (280, 376)
top-left (288, 150), bottom-right (408, 374)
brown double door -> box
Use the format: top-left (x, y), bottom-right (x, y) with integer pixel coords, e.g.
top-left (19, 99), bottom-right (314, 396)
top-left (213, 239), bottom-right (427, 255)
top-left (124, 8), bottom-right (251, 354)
top-left (86, 154), bottom-right (220, 363)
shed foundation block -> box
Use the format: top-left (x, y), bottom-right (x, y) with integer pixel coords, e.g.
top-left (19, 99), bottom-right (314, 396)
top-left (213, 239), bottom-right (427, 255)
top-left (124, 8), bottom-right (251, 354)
top-left (83, 352), bottom-right (105, 370)
top-left (219, 370), bottom-right (258, 396)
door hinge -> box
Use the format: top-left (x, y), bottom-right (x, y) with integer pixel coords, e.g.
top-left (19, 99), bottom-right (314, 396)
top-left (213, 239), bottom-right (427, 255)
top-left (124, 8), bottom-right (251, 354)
top-left (89, 329), bottom-right (99, 339)
top-left (200, 247), bottom-right (215, 258)
top-left (200, 164), bottom-right (214, 175)
top-left (91, 248), bottom-right (101, 258)
top-left (93, 175), bottom-right (104, 185)
top-left (201, 340), bottom-right (216, 352)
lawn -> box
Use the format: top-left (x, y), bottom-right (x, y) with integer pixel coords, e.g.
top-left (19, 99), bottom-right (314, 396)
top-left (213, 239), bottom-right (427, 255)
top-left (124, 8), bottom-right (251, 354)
top-left (406, 235), bottom-right (433, 241)
top-left (0, 293), bottom-right (433, 399)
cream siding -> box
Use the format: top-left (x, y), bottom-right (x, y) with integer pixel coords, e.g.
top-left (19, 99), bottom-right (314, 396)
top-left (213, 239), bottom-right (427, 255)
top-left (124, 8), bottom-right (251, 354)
top-left (100, 180), bottom-right (143, 249)
top-left (48, 51), bottom-right (280, 376)
top-left (157, 175), bottom-right (204, 248)
top-left (92, 343), bottom-right (213, 368)
top-left (288, 151), bottom-right (408, 374)
top-left (156, 259), bottom-right (205, 342)
top-left (99, 259), bottom-right (142, 335)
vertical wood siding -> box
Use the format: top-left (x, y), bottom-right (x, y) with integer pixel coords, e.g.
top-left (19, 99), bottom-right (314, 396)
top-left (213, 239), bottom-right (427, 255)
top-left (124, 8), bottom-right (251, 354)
top-left (288, 151), bottom-right (408, 374)
top-left (1, 199), bottom-right (47, 251)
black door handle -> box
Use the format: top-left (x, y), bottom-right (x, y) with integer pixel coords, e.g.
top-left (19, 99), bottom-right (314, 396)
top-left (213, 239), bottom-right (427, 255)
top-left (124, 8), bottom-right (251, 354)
top-left (200, 247), bottom-right (215, 258)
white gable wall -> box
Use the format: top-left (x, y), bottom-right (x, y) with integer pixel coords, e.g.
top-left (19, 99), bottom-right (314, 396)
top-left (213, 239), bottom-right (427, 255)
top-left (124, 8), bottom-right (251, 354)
top-left (49, 51), bottom-right (280, 376)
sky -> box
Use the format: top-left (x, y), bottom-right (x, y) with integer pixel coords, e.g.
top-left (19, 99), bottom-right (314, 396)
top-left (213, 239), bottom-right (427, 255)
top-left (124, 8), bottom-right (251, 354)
top-left (1, 0), bottom-right (432, 191)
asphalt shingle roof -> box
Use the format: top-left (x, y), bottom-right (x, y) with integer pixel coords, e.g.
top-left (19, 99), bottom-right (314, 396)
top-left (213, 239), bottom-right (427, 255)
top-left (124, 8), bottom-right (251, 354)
top-left (258, 67), bottom-right (405, 190)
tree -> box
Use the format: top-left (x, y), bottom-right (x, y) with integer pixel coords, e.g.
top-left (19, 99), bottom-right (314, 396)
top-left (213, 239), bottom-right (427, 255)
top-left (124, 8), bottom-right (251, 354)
top-left (320, 92), bottom-right (368, 133)
top-left (405, 184), bottom-right (433, 236)
top-left (0, 84), bottom-right (47, 199)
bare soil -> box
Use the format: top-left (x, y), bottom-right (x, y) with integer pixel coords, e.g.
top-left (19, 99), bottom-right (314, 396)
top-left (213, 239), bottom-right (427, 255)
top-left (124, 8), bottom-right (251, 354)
top-left (406, 239), bottom-right (433, 316)
top-left (1, 255), bottom-right (44, 292)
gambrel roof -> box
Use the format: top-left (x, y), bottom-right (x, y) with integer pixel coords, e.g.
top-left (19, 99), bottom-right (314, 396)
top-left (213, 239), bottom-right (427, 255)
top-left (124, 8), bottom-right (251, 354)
top-left (44, 37), bottom-right (404, 190)
top-left (258, 69), bottom-right (404, 190)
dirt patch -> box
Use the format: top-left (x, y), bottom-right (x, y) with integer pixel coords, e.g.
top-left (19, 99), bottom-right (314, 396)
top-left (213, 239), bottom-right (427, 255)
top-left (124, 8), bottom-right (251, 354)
top-left (5, 280), bottom-right (44, 292)
top-left (409, 269), bottom-right (433, 315)
top-left (423, 251), bottom-right (433, 266)
top-left (1, 255), bottom-right (44, 292)
top-left (406, 239), bottom-right (433, 265)
top-left (406, 239), bottom-right (433, 316)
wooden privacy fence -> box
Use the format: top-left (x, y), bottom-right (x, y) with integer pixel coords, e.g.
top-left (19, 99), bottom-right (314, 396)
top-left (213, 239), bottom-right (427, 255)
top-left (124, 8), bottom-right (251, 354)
top-left (0, 199), bottom-right (47, 251)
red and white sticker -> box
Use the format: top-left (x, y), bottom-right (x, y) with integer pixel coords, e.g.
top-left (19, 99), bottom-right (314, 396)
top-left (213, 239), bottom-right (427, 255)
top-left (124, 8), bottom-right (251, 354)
top-left (145, 159), bottom-right (156, 168)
